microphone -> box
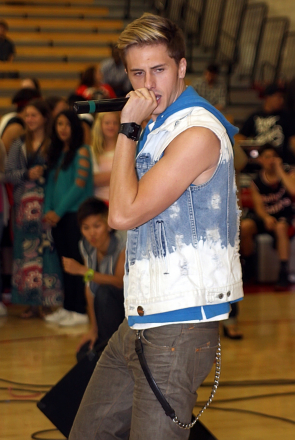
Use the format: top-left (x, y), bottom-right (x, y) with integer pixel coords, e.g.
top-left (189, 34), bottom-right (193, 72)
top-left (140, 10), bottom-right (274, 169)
top-left (73, 97), bottom-right (129, 114)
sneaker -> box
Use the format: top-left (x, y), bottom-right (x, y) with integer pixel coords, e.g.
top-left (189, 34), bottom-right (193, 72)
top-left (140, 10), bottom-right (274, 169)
top-left (44, 308), bottom-right (70, 323)
top-left (0, 302), bottom-right (7, 317)
top-left (59, 312), bottom-right (89, 327)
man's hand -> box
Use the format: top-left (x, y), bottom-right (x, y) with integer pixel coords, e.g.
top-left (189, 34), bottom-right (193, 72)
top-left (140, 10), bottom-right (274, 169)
top-left (28, 165), bottom-right (44, 181)
top-left (121, 88), bottom-right (158, 125)
top-left (76, 329), bottom-right (98, 353)
top-left (62, 257), bottom-right (87, 276)
top-left (264, 215), bottom-right (277, 231)
top-left (43, 211), bottom-right (60, 227)
top-left (273, 156), bottom-right (284, 176)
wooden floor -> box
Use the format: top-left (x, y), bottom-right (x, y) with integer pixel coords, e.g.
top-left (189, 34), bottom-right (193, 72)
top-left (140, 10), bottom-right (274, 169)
top-left (1, 291), bottom-right (295, 439)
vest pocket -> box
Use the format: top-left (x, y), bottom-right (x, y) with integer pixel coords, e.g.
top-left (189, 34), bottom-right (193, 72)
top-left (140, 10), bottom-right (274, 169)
top-left (156, 220), bottom-right (170, 275)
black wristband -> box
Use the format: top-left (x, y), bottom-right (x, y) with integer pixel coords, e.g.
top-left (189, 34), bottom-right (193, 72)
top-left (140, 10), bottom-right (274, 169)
top-left (119, 122), bottom-right (142, 141)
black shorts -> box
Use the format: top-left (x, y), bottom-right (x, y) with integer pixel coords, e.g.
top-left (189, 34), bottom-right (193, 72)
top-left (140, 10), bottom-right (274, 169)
top-left (246, 212), bottom-right (293, 247)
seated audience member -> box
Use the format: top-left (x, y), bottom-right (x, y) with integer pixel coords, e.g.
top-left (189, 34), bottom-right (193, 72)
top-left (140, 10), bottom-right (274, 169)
top-left (236, 84), bottom-right (295, 164)
top-left (68, 93), bottom-right (93, 145)
top-left (5, 99), bottom-right (63, 318)
top-left (44, 110), bottom-right (93, 327)
top-left (91, 112), bottom-right (120, 202)
top-left (0, 87), bottom-right (41, 152)
top-left (75, 65), bottom-right (116, 100)
top-left (62, 197), bottom-right (125, 360)
top-left (0, 19), bottom-right (15, 62)
top-left (240, 144), bottom-right (295, 289)
top-left (21, 77), bottom-right (41, 93)
top-left (285, 76), bottom-right (295, 115)
top-left (0, 139), bottom-right (9, 316)
top-left (45, 95), bottom-right (68, 120)
top-left (100, 43), bottom-right (132, 97)
top-left (193, 63), bottom-right (227, 112)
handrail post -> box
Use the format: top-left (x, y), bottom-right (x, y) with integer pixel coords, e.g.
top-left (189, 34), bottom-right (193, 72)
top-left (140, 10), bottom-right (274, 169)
top-left (124, 0), bottom-right (132, 19)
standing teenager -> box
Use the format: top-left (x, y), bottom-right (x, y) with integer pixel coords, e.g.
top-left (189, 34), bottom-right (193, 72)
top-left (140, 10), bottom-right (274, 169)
top-left (5, 99), bottom-right (63, 318)
top-left (91, 112), bottom-right (120, 203)
top-left (70, 13), bottom-right (243, 440)
top-left (44, 110), bottom-right (93, 327)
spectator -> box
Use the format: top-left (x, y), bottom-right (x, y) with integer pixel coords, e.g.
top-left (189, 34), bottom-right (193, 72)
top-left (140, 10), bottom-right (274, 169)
top-left (236, 84), bottom-right (295, 164)
top-left (21, 77), bottom-right (41, 93)
top-left (0, 19), bottom-right (15, 62)
top-left (0, 139), bottom-right (9, 316)
top-left (285, 77), bottom-right (295, 115)
top-left (100, 43), bottom-right (132, 97)
top-left (193, 63), bottom-right (227, 112)
top-left (44, 110), bottom-right (93, 327)
top-left (45, 95), bottom-right (68, 120)
top-left (68, 93), bottom-right (93, 146)
top-left (240, 144), bottom-right (295, 289)
top-left (91, 112), bottom-right (120, 202)
top-left (62, 197), bottom-right (125, 360)
top-left (0, 87), bottom-right (41, 153)
top-left (75, 65), bottom-right (116, 100)
top-left (5, 99), bottom-right (63, 318)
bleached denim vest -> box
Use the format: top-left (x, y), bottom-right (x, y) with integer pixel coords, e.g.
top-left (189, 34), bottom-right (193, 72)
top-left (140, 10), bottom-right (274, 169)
top-left (124, 107), bottom-right (243, 318)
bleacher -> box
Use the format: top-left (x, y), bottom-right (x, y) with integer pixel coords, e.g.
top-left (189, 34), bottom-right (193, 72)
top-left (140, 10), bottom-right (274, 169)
top-left (151, 0), bottom-right (295, 125)
top-left (0, 0), bottom-right (145, 114)
top-left (1, 0), bottom-right (295, 124)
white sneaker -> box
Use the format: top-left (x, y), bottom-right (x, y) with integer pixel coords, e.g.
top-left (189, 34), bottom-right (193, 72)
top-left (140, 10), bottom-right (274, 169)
top-left (59, 312), bottom-right (89, 327)
top-left (0, 302), bottom-right (7, 317)
top-left (44, 308), bottom-right (70, 323)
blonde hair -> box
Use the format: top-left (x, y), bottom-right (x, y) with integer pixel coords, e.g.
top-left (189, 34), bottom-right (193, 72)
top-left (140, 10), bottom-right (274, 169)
top-left (117, 12), bottom-right (185, 67)
top-left (91, 112), bottom-right (120, 160)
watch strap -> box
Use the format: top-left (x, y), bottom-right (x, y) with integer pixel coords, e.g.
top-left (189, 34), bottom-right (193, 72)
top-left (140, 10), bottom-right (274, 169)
top-left (119, 122), bottom-right (142, 141)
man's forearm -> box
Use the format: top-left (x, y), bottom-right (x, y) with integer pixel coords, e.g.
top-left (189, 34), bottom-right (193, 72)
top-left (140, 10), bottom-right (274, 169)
top-left (109, 133), bottom-right (139, 229)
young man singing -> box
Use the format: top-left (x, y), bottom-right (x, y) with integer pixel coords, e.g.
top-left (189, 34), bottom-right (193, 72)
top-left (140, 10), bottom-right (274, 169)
top-left (70, 13), bottom-right (243, 440)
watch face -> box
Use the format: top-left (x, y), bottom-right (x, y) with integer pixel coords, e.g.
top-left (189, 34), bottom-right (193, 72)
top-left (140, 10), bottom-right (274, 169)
top-left (120, 123), bottom-right (141, 140)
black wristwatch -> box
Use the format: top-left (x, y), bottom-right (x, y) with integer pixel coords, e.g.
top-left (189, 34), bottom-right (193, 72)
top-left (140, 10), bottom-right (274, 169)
top-left (119, 122), bottom-right (142, 141)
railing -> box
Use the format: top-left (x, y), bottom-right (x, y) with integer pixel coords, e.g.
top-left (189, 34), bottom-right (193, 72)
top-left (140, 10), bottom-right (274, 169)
top-left (199, 0), bottom-right (225, 52)
top-left (253, 17), bottom-right (289, 84)
top-left (215, 0), bottom-right (247, 66)
top-left (278, 31), bottom-right (295, 82)
top-left (234, 2), bottom-right (268, 82)
top-left (183, 0), bottom-right (204, 71)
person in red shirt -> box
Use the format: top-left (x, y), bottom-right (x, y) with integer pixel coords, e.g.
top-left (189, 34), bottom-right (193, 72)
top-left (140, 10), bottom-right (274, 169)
top-left (75, 65), bottom-right (116, 100)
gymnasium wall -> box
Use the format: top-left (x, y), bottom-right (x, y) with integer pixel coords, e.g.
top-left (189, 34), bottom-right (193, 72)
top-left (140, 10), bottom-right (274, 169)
top-left (249, 0), bottom-right (295, 30)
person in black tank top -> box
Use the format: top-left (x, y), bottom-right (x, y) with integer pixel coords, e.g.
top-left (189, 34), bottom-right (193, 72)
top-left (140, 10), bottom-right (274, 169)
top-left (240, 144), bottom-right (295, 288)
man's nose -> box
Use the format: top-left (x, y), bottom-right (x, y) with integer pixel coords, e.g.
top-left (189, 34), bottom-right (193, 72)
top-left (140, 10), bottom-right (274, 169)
top-left (144, 72), bottom-right (155, 90)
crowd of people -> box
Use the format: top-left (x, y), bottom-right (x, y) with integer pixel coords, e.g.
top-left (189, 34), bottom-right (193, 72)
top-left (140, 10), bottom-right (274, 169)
top-left (1, 15), bottom-right (295, 349)
top-left (0, 51), bottom-right (132, 354)
top-left (0, 10), bottom-right (294, 438)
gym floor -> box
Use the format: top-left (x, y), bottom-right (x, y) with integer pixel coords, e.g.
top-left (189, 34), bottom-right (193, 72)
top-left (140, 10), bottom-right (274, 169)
top-left (1, 289), bottom-right (295, 440)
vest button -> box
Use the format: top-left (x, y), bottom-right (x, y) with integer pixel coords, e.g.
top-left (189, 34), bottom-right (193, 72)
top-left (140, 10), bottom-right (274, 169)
top-left (218, 294), bottom-right (224, 299)
top-left (227, 291), bottom-right (231, 297)
top-left (137, 306), bottom-right (144, 316)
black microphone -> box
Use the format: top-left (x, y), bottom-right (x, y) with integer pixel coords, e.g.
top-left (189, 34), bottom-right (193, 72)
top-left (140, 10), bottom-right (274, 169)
top-left (73, 97), bottom-right (129, 114)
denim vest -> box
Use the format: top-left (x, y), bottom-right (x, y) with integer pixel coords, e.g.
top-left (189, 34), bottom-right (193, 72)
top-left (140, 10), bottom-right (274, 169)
top-left (124, 107), bottom-right (243, 319)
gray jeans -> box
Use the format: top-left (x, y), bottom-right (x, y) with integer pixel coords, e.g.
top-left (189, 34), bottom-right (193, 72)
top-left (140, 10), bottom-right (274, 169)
top-left (69, 318), bottom-right (219, 440)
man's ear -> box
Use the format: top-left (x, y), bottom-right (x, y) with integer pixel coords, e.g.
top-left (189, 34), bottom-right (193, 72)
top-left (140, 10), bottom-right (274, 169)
top-left (178, 58), bottom-right (187, 79)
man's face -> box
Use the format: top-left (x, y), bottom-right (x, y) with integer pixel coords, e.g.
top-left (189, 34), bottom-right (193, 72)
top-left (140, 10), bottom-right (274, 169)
top-left (81, 214), bottom-right (111, 250)
top-left (125, 43), bottom-right (186, 120)
top-left (204, 70), bottom-right (217, 85)
top-left (258, 149), bottom-right (278, 172)
top-left (265, 92), bottom-right (284, 112)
